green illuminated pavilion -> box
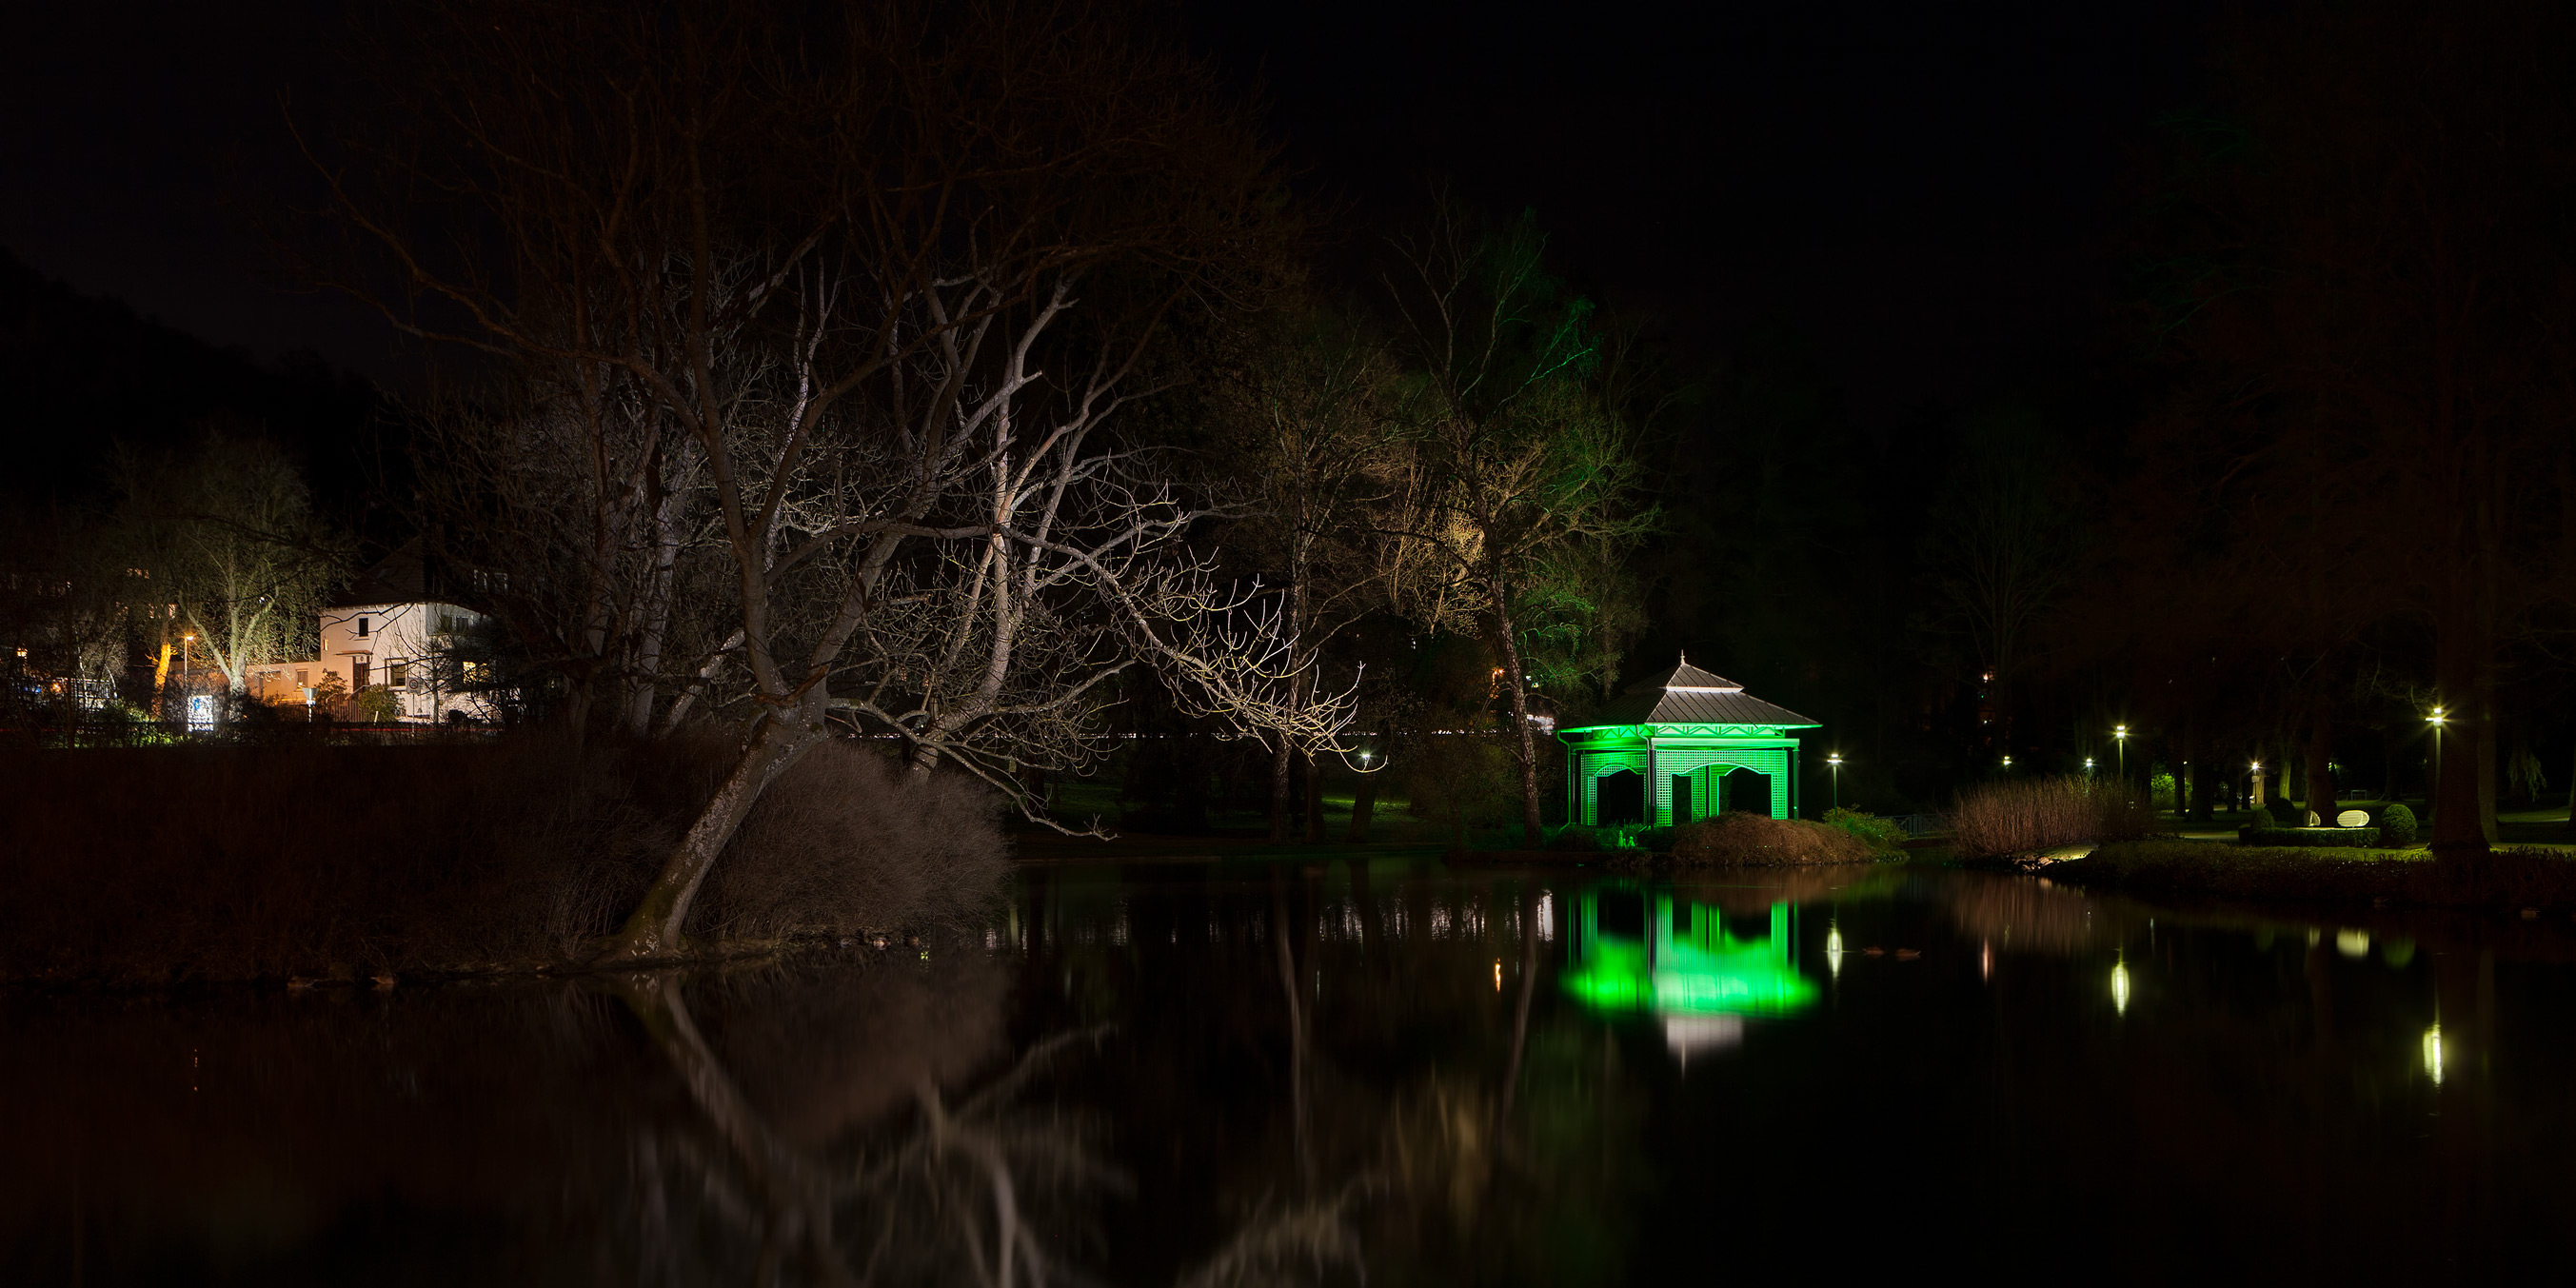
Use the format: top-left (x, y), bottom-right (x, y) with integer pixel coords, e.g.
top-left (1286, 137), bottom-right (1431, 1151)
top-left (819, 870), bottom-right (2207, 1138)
top-left (1557, 657), bottom-right (1821, 827)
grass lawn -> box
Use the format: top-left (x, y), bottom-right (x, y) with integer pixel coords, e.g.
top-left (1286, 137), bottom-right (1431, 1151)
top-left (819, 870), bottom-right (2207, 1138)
top-left (2071, 838), bottom-right (2576, 912)
top-left (1024, 779), bottom-right (1474, 851)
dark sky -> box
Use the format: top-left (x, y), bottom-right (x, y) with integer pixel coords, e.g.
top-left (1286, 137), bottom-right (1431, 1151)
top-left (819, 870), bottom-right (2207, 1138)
top-left (3, 0), bottom-right (2215, 426)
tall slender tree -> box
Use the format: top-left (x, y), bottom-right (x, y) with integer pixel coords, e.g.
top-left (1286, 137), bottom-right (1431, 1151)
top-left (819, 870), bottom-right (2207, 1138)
top-left (1381, 206), bottom-right (1655, 846)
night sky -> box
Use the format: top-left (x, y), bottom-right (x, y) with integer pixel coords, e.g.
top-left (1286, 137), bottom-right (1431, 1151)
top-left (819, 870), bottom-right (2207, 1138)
top-left (4, 0), bottom-right (2215, 434)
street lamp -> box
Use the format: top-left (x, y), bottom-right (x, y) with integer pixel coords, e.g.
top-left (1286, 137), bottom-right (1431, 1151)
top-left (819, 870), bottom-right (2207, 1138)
top-left (1826, 753), bottom-right (1842, 810)
top-left (2084, 756), bottom-right (2095, 778)
top-left (2002, 755), bottom-right (2013, 773)
top-left (2427, 706), bottom-right (2446, 806)
top-left (2113, 723), bottom-right (2129, 783)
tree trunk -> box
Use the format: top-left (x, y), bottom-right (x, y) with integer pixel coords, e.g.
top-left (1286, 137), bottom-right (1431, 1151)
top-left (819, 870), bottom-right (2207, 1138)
top-left (2430, 582), bottom-right (2492, 859)
top-left (1302, 751), bottom-right (1325, 844)
top-left (1268, 734), bottom-right (1294, 843)
top-left (2305, 688), bottom-right (2336, 823)
top-left (1346, 768), bottom-right (1379, 843)
top-left (2478, 712), bottom-right (2499, 843)
top-left (599, 711), bottom-right (826, 961)
top-left (1488, 574), bottom-right (1544, 848)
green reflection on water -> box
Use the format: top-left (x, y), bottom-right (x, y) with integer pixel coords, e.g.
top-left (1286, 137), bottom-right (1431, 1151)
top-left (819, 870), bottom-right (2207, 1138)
top-left (1561, 888), bottom-right (1819, 1018)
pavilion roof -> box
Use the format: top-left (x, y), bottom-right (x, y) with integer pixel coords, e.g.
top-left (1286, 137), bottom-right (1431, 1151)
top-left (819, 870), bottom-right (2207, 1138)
top-left (1565, 656), bottom-right (1820, 730)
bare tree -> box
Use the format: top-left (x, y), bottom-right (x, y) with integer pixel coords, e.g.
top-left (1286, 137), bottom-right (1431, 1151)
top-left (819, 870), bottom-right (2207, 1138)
top-left (1918, 408), bottom-right (2083, 757)
top-left (311, 0), bottom-right (1344, 960)
top-left (113, 428), bottom-right (342, 696)
top-left (1211, 308), bottom-right (1418, 842)
top-left (1380, 206), bottom-right (1655, 847)
top-left (410, 386), bottom-right (714, 740)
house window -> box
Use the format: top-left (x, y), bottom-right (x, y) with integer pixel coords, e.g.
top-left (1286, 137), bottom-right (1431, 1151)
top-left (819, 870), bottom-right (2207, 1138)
top-left (357, 617), bottom-right (370, 638)
top-left (353, 658), bottom-right (370, 688)
top-left (388, 660), bottom-right (409, 688)
top-left (295, 668), bottom-right (308, 687)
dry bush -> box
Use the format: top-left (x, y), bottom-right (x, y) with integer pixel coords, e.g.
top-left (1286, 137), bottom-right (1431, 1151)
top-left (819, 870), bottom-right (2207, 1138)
top-left (696, 741), bottom-right (1011, 939)
top-left (1669, 812), bottom-right (1873, 866)
top-left (0, 736), bottom-right (1007, 983)
top-left (1951, 776), bottom-right (2156, 860)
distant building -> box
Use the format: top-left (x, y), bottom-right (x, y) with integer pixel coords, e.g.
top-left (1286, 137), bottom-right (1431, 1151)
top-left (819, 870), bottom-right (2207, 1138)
top-left (1556, 657), bottom-right (1821, 826)
top-left (245, 543), bottom-right (492, 723)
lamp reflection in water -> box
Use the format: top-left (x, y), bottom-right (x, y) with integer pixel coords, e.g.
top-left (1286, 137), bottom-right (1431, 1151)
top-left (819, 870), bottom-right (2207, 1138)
top-left (1825, 923), bottom-right (1844, 980)
top-left (1561, 886), bottom-right (1819, 1068)
top-left (2111, 956), bottom-right (2131, 1016)
top-left (2424, 1024), bottom-right (2445, 1085)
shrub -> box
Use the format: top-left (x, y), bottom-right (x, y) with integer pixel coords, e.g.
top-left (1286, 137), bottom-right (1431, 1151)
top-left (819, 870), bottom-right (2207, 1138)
top-left (1670, 812), bottom-right (1872, 866)
top-left (1404, 734), bottom-right (1516, 851)
top-left (2379, 803), bottom-right (2418, 846)
top-left (1951, 776), bottom-right (2157, 860)
top-left (1633, 825), bottom-right (1677, 853)
top-left (699, 741), bottom-right (1009, 938)
top-left (1544, 824), bottom-right (1611, 853)
top-left (2237, 826), bottom-right (2380, 847)
top-left (1821, 806), bottom-right (1908, 857)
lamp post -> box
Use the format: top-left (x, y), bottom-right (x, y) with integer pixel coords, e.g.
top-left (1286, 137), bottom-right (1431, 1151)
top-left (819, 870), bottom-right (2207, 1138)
top-left (2113, 723), bottom-right (2129, 785)
top-left (2085, 756), bottom-right (2095, 779)
top-left (1827, 753), bottom-right (1842, 810)
top-left (2427, 706), bottom-right (2446, 808)
top-left (2002, 755), bottom-right (2013, 774)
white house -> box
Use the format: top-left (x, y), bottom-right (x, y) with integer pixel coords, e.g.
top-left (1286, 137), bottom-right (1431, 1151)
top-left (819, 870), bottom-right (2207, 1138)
top-left (246, 544), bottom-right (494, 723)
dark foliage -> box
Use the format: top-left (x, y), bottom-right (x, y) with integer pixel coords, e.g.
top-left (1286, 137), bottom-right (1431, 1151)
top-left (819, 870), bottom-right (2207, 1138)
top-left (0, 739), bottom-right (1006, 983)
top-left (2079, 841), bottom-right (2576, 912)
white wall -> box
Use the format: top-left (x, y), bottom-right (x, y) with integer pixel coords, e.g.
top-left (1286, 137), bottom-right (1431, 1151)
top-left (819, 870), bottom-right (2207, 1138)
top-left (297, 600), bottom-right (489, 723)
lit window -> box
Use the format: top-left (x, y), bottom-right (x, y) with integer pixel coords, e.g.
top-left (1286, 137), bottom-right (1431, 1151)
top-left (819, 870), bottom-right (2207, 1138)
top-left (295, 668), bottom-right (308, 686)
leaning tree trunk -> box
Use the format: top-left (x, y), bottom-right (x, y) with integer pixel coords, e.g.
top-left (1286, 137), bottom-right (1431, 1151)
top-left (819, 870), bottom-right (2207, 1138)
top-left (1346, 762), bottom-right (1379, 843)
top-left (599, 706), bottom-right (829, 961)
top-left (1488, 573), bottom-right (1545, 848)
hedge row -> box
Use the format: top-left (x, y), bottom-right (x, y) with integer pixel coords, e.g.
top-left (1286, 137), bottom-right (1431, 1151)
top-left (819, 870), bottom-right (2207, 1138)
top-left (2238, 826), bottom-right (2383, 847)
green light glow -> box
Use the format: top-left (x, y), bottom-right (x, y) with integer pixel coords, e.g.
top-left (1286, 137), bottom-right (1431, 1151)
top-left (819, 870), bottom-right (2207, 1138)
top-left (1562, 890), bottom-right (1819, 1020)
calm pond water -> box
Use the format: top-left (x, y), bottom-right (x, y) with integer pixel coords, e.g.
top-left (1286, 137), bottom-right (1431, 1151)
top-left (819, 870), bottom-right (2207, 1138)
top-left (8, 859), bottom-right (2574, 1284)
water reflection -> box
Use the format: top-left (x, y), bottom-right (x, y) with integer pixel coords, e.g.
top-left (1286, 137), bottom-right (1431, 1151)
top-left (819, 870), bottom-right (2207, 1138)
top-left (1558, 887), bottom-right (1819, 1060)
top-left (17, 863), bottom-right (2576, 1280)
